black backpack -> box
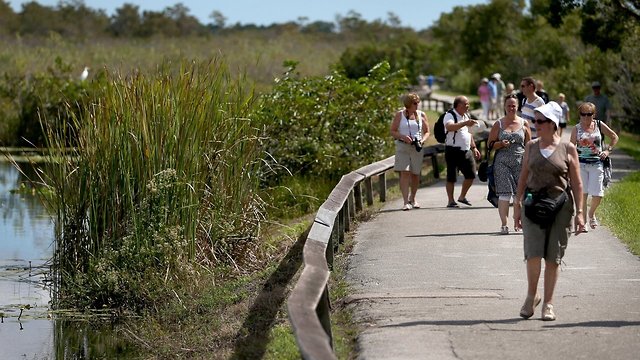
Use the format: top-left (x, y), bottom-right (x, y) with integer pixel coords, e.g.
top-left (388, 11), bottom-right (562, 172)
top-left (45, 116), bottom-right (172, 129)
top-left (434, 109), bottom-right (457, 144)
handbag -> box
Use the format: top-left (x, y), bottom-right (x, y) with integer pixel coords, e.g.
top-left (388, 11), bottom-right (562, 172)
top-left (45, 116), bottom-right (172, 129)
top-left (597, 120), bottom-right (613, 188)
top-left (602, 156), bottom-right (612, 188)
top-left (523, 188), bottom-right (567, 228)
top-left (478, 160), bottom-right (489, 182)
top-left (478, 140), bottom-right (493, 182)
top-left (486, 164), bottom-right (499, 208)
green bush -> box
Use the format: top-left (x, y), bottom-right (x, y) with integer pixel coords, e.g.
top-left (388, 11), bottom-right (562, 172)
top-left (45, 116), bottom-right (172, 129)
top-left (338, 36), bottom-right (432, 82)
top-left (255, 60), bottom-right (406, 185)
top-left (0, 57), bottom-right (101, 147)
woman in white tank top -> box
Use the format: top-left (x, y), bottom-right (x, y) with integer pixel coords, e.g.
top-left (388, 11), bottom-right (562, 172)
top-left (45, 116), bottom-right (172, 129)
top-left (390, 93), bottom-right (430, 210)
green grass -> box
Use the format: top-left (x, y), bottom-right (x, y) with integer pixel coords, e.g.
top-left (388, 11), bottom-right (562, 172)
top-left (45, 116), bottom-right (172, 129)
top-left (264, 325), bottom-right (301, 360)
top-left (601, 131), bottom-right (640, 255)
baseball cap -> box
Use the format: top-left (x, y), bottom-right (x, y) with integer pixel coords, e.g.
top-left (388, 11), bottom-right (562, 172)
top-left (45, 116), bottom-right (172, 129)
top-left (591, 81), bottom-right (601, 88)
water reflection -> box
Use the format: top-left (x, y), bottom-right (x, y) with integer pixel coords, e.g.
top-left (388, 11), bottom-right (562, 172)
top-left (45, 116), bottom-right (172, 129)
top-left (0, 160), bottom-right (137, 359)
top-left (0, 160), bottom-right (56, 359)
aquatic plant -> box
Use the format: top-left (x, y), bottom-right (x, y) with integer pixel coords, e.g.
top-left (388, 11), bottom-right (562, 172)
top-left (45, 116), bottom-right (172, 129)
top-left (41, 59), bottom-right (264, 310)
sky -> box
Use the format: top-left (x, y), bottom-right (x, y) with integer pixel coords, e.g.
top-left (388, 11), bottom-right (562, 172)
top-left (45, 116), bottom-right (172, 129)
top-left (8, 0), bottom-right (489, 31)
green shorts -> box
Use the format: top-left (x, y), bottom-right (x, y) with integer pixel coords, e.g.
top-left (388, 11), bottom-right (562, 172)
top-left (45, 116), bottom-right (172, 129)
top-left (522, 191), bottom-right (574, 264)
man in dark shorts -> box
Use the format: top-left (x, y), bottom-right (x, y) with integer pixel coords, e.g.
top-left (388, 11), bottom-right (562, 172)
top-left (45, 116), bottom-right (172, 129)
top-left (443, 96), bottom-right (482, 207)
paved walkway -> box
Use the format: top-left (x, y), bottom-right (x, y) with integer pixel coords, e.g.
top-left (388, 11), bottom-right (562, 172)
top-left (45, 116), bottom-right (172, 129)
top-left (346, 128), bottom-right (640, 359)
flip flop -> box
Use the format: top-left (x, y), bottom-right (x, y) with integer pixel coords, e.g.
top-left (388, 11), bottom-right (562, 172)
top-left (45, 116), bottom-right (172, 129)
top-left (447, 202), bottom-right (459, 208)
top-left (458, 198), bottom-right (472, 206)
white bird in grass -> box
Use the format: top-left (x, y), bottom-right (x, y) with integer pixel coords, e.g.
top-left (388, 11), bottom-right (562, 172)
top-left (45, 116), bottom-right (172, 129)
top-left (80, 66), bottom-right (89, 81)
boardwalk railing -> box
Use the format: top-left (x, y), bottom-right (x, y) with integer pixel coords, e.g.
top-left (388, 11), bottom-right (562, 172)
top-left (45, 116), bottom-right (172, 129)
top-left (286, 129), bottom-right (489, 359)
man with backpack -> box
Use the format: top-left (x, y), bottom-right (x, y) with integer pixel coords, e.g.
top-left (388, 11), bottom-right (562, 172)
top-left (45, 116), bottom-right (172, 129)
top-left (442, 96), bottom-right (481, 208)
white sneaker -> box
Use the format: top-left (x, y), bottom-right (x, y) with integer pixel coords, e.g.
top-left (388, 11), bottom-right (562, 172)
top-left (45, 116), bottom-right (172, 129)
top-left (402, 203), bottom-right (413, 211)
top-left (500, 226), bottom-right (509, 235)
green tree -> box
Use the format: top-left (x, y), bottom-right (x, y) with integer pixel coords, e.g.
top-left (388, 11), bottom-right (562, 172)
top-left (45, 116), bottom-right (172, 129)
top-left (0, 0), bottom-right (18, 34)
top-left (339, 34), bottom-right (432, 82)
top-left (209, 10), bottom-right (226, 30)
top-left (17, 1), bottom-right (61, 36)
top-left (108, 3), bottom-right (142, 37)
top-left (56, 0), bottom-right (109, 38)
top-left (163, 3), bottom-right (205, 36)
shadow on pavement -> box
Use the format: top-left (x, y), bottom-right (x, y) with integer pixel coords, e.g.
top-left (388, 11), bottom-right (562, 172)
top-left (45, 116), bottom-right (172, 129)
top-left (380, 318), bottom-right (523, 328)
top-left (544, 320), bottom-right (640, 328)
top-left (406, 232), bottom-right (508, 237)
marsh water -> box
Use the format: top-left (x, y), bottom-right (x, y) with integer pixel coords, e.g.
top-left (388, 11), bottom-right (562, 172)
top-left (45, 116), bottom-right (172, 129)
top-left (0, 160), bottom-right (136, 359)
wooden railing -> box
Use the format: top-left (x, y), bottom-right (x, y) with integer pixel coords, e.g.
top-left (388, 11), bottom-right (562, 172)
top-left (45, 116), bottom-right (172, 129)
top-left (286, 129), bottom-right (489, 359)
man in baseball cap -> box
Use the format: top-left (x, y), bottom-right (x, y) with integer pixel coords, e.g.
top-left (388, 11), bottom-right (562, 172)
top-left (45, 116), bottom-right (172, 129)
top-left (585, 81), bottom-right (611, 124)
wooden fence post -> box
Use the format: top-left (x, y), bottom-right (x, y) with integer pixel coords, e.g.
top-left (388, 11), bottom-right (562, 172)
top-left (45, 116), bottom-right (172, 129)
top-left (354, 182), bottom-right (363, 213)
top-left (365, 177), bottom-right (374, 206)
top-left (379, 172), bottom-right (387, 202)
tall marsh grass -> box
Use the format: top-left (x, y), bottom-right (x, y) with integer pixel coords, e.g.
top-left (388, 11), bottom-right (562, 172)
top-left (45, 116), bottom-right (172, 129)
top-left (43, 59), bottom-right (264, 309)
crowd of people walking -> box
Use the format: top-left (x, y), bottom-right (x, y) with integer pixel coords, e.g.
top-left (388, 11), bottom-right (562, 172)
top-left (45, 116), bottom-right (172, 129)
top-left (391, 76), bottom-right (619, 321)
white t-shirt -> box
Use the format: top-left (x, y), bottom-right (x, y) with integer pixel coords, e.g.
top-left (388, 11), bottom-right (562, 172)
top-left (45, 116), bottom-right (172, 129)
top-left (444, 110), bottom-right (472, 150)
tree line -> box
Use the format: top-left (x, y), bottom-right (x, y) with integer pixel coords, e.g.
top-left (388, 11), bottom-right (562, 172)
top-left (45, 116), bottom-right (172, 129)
top-left (0, 0), bottom-right (405, 38)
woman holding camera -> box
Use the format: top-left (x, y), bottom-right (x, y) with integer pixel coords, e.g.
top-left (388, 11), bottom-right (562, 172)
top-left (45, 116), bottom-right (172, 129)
top-left (390, 93), bottom-right (430, 210)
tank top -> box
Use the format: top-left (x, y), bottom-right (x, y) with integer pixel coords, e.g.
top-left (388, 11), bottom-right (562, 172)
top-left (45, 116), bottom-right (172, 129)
top-left (526, 140), bottom-right (570, 197)
top-left (398, 110), bottom-right (423, 139)
top-left (575, 121), bottom-right (603, 163)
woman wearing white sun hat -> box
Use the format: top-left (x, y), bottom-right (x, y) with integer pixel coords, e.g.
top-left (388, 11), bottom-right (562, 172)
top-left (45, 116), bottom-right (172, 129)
top-left (514, 101), bottom-right (584, 321)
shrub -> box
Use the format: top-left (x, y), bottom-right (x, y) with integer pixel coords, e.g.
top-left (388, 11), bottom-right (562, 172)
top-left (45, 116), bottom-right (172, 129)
top-left (255, 60), bottom-right (406, 186)
top-left (338, 37), bottom-right (432, 82)
top-left (0, 57), bottom-right (100, 147)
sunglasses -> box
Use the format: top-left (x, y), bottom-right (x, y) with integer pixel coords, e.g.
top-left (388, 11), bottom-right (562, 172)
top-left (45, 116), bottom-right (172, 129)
top-left (534, 119), bottom-right (552, 125)
top-left (580, 112), bottom-right (594, 117)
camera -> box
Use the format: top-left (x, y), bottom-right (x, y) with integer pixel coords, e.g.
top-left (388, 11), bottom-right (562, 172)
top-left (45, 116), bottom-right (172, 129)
top-left (411, 136), bottom-right (423, 152)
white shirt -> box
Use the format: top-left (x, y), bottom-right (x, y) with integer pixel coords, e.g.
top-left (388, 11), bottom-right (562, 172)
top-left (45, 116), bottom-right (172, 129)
top-left (444, 110), bottom-right (472, 150)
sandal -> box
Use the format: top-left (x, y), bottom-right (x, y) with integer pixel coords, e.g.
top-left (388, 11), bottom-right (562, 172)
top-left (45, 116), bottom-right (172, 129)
top-left (457, 198), bottom-right (472, 206)
top-left (519, 294), bottom-right (541, 319)
top-left (447, 201), bottom-right (459, 208)
top-left (402, 203), bottom-right (413, 211)
top-left (589, 216), bottom-right (599, 229)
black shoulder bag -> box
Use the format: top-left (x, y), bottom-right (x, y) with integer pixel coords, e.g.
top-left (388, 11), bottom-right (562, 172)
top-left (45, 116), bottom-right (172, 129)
top-left (523, 187), bottom-right (568, 228)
